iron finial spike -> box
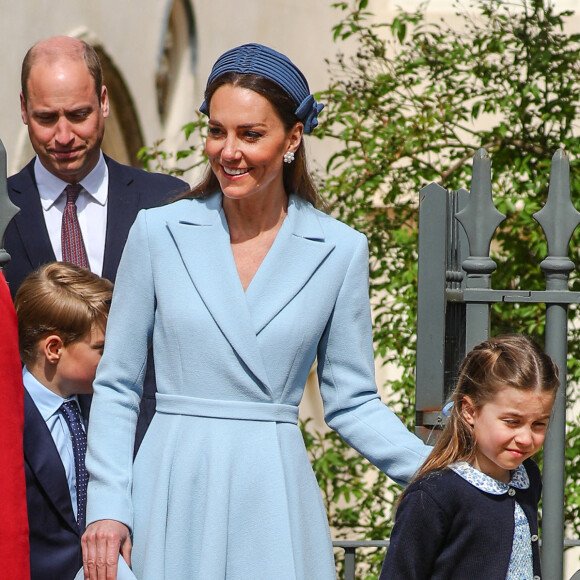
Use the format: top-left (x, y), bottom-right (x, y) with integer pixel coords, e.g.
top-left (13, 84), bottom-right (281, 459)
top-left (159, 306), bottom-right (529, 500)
top-left (534, 149), bottom-right (580, 258)
top-left (0, 139), bottom-right (20, 257)
top-left (455, 148), bottom-right (505, 260)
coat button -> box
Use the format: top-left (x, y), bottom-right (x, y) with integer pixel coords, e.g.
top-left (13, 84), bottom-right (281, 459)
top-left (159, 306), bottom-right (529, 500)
top-left (531, 534), bottom-right (539, 542)
top-left (533, 576), bottom-right (540, 580)
top-left (508, 488), bottom-right (516, 496)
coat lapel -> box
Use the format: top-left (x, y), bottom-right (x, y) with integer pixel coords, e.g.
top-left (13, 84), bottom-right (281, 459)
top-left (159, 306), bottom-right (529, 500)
top-left (166, 196), bottom-right (271, 389)
top-left (23, 390), bottom-right (78, 534)
top-left (8, 161), bottom-right (56, 265)
top-left (245, 196), bottom-right (335, 334)
top-left (167, 195), bottom-right (335, 390)
top-left (102, 157), bottom-right (142, 282)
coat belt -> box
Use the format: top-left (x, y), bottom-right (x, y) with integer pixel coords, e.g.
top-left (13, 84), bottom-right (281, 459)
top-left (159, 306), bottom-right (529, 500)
top-left (155, 393), bottom-right (299, 424)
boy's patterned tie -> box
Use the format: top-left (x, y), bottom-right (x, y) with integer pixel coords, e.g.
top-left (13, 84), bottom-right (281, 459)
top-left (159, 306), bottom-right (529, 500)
top-left (60, 401), bottom-right (89, 531)
top-left (61, 184), bottom-right (89, 268)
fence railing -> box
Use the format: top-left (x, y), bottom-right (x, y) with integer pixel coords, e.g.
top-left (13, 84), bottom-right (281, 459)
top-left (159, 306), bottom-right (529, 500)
top-left (0, 139), bottom-right (18, 270)
top-left (333, 539), bottom-right (580, 580)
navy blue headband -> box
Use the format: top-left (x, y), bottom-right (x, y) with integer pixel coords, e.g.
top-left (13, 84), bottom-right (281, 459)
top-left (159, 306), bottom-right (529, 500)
top-left (199, 43), bottom-right (324, 134)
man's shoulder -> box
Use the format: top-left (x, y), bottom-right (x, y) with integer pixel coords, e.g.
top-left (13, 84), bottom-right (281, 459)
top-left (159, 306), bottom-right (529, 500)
top-left (105, 156), bottom-right (188, 190)
top-left (8, 159), bottom-right (36, 191)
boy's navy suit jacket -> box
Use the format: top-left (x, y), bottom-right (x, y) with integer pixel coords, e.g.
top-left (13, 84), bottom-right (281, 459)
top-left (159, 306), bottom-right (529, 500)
top-left (23, 389), bottom-right (87, 580)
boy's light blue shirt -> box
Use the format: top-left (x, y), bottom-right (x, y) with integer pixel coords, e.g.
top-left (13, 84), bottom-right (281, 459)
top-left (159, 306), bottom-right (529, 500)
top-left (23, 366), bottom-right (83, 518)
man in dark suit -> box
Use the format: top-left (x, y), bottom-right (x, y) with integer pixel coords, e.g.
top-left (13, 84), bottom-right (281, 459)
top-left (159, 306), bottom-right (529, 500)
top-left (5, 35), bottom-right (188, 292)
top-left (4, 36), bottom-right (188, 449)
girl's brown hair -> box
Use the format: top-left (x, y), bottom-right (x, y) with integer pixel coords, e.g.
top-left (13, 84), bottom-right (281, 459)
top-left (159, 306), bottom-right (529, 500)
top-left (14, 262), bottom-right (113, 366)
top-left (175, 72), bottom-right (320, 207)
top-left (412, 334), bottom-right (559, 485)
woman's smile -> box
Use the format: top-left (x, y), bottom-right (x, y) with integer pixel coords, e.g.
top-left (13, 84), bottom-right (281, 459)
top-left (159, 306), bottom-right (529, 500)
top-left (222, 165), bottom-right (250, 177)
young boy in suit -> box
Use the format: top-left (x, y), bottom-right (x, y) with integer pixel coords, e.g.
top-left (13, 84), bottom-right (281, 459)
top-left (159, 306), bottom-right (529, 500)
top-left (14, 262), bottom-right (113, 580)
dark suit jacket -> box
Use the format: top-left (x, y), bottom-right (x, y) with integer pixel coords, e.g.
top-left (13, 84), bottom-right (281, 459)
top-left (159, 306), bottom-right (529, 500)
top-left (4, 155), bottom-right (188, 291)
top-left (23, 389), bottom-right (87, 580)
top-left (4, 155), bottom-right (189, 450)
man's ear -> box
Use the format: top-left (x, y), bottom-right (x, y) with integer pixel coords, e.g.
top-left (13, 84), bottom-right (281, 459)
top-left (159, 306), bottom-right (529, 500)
top-left (20, 93), bottom-right (29, 125)
top-left (461, 395), bottom-right (477, 427)
top-left (42, 335), bottom-right (64, 364)
top-left (100, 85), bottom-right (110, 118)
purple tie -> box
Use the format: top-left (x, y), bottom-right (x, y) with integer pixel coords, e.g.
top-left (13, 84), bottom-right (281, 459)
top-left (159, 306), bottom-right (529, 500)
top-left (60, 401), bottom-right (88, 531)
top-left (61, 184), bottom-right (89, 268)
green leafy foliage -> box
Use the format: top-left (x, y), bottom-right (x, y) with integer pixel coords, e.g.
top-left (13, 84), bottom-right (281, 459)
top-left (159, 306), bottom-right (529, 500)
top-left (301, 418), bottom-right (394, 578)
top-left (137, 114), bottom-right (208, 176)
top-left (315, 0), bottom-right (580, 576)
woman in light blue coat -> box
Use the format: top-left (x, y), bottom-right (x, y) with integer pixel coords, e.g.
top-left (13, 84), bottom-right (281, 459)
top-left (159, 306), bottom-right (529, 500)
top-left (80, 43), bottom-right (431, 580)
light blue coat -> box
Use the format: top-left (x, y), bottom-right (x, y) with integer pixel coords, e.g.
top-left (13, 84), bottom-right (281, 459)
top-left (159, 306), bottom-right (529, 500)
top-left (85, 193), bottom-right (431, 580)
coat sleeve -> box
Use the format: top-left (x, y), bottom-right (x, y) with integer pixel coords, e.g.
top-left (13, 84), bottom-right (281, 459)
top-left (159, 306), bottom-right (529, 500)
top-left (85, 211), bottom-right (156, 530)
top-left (316, 233), bottom-right (431, 486)
top-left (379, 486), bottom-right (447, 580)
top-left (0, 272), bottom-right (30, 578)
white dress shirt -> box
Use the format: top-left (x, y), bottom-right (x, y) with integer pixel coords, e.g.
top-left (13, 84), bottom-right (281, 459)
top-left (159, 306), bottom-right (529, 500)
top-left (34, 152), bottom-right (109, 276)
top-left (23, 366), bottom-right (84, 518)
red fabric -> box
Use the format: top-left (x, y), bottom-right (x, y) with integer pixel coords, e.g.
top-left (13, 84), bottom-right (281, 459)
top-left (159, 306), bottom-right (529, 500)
top-left (0, 271), bottom-right (30, 578)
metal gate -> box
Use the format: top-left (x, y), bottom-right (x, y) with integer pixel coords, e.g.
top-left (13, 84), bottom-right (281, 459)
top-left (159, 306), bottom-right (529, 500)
top-left (0, 140), bottom-right (18, 270)
top-left (416, 148), bottom-right (579, 580)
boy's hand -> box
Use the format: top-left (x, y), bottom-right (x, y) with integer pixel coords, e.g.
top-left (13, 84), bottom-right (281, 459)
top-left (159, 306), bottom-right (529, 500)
top-left (82, 519), bottom-right (131, 580)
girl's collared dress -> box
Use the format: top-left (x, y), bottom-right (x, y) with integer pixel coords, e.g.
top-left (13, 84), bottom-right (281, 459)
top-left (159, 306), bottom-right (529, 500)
top-left (451, 462), bottom-right (536, 580)
top-left (380, 458), bottom-right (542, 580)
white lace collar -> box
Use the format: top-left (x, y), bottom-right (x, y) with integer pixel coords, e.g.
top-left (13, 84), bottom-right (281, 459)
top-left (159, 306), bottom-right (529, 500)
top-left (450, 461), bottom-right (529, 495)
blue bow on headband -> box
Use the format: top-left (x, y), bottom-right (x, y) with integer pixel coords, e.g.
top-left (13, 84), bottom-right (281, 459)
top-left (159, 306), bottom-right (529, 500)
top-left (199, 43), bottom-right (324, 134)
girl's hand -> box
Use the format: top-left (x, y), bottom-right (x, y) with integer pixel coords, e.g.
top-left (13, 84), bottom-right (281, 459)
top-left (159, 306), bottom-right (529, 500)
top-left (82, 519), bottom-right (132, 580)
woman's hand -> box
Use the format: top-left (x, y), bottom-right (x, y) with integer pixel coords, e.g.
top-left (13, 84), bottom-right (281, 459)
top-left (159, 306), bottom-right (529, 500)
top-left (82, 519), bottom-right (132, 580)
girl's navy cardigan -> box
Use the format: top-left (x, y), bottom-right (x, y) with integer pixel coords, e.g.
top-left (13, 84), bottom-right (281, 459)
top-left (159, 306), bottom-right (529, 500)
top-left (379, 458), bottom-right (541, 580)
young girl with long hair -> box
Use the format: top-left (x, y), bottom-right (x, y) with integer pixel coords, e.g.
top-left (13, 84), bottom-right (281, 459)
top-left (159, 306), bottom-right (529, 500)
top-left (380, 334), bottom-right (559, 580)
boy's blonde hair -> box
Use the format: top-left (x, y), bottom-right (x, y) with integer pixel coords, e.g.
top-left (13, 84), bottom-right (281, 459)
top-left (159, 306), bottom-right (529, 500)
top-left (14, 262), bottom-right (113, 366)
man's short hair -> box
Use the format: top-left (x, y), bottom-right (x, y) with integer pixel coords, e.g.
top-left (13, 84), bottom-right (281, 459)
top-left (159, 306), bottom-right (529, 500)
top-left (21, 38), bottom-right (103, 103)
top-left (14, 262), bottom-right (113, 366)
